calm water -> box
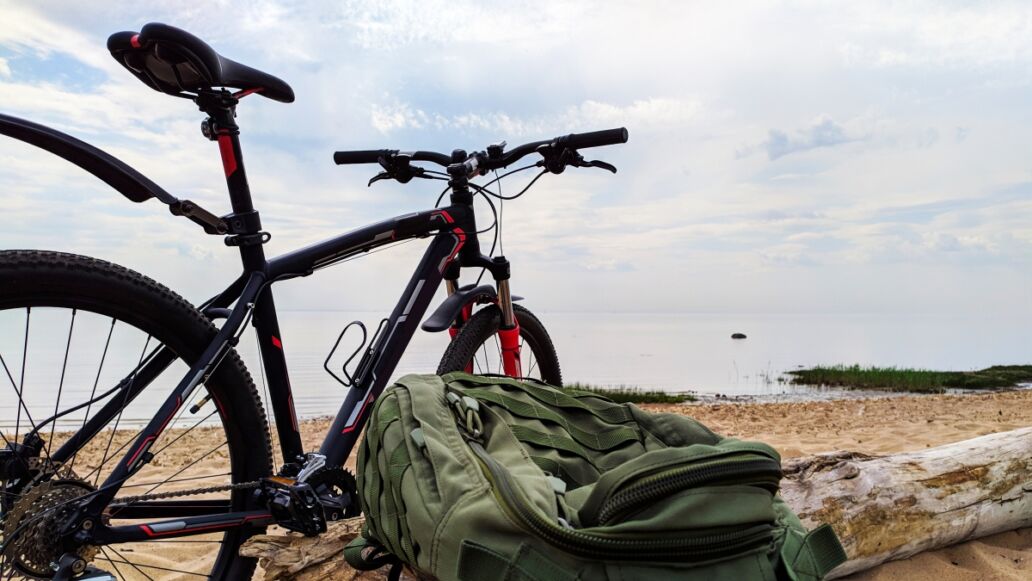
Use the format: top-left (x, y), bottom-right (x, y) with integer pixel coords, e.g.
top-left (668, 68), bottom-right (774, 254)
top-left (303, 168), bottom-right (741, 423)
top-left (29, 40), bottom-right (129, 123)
top-left (1, 309), bottom-right (1029, 427)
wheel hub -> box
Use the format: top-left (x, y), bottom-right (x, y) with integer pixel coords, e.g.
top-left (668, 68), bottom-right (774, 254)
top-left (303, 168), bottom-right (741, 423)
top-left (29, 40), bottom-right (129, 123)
top-left (2, 470), bottom-right (98, 579)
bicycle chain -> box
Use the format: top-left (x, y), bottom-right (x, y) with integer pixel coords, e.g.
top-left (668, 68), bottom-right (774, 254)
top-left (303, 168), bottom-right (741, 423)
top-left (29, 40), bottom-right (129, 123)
top-left (109, 480), bottom-right (260, 506)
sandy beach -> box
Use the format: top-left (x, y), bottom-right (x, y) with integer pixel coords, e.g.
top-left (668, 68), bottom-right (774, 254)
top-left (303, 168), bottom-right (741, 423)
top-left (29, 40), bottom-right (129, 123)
top-left (7, 389), bottom-right (1031, 579)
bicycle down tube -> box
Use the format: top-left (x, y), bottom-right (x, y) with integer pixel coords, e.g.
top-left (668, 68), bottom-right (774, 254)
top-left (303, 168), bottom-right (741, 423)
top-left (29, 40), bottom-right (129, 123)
top-left (76, 205), bottom-right (469, 544)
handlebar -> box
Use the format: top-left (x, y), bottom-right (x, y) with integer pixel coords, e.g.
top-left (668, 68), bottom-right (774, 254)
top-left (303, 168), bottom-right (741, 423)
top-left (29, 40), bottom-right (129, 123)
top-left (332, 149), bottom-right (391, 165)
top-left (557, 127), bottom-right (629, 150)
top-left (332, 127), bottom-right (628, 174)
top-left (333, 149), bottom-right (454, 167)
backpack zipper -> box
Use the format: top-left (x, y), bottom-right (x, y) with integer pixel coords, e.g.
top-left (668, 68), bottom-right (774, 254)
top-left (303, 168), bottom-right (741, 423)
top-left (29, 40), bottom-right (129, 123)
top-left (594, 456), bottom-right (783, 526)
top-left (468, 441), bottom-right (774, 561)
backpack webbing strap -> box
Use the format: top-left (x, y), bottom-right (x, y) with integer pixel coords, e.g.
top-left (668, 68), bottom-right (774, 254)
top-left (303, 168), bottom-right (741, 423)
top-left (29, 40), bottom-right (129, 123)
top-left (385, 440), bottom-right (417, 563)
top-left (462, 388), bottom-right (640, 451)
top-left (509, 424), bottom-right (600, 468)
top-left (782, 524), bottom-right (848, 580)
top-left (457, 540), bottom-right (579, 581)
top-left (446, 374), bottom-right (633, 424)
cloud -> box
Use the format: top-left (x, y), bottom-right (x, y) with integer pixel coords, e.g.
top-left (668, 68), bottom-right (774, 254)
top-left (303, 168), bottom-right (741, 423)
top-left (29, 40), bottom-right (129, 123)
top-left (837, 2), bottom-right (1032, 70)
top-left (369, 97), bottom-right (701, 135)
top-left (747, 116), bottom-right (861, 161)
top-left (1, 1), bottom-right (1030, 316)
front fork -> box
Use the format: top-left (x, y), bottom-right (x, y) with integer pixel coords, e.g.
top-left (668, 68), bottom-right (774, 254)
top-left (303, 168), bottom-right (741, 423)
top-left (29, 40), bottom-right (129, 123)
top-left (445, 261), bottom-right (522, 378)
top-left (496, 278), bottom-right (522, 378)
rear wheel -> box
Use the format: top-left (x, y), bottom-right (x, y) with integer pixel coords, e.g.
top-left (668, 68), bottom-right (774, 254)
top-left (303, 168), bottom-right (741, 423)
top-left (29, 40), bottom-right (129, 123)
top-left (0, 250), bottom-right (272, 580)
top-left (437, 304), bottom-right (562, 386)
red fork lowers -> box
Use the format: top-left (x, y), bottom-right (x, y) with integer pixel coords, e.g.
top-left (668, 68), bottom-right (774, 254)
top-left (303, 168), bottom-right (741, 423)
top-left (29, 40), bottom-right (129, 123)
top-left (497, 278), bottom-right (521, 378)
top-left (498, 322), bottom-right (522, 378)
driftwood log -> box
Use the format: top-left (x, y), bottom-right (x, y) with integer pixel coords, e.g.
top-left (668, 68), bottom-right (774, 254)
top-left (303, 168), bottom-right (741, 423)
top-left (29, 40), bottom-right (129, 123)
top-left (782, 426), bottom-right (1032, 578)
top-left (241, 427), bottom-right (1032, 580)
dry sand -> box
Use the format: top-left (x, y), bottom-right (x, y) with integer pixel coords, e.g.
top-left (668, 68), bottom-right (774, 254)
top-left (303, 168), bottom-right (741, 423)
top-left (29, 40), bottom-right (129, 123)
top-left (653, 390), bottom-right (1032, 580)
top-left (7, 390), bottom-right (1031, 579)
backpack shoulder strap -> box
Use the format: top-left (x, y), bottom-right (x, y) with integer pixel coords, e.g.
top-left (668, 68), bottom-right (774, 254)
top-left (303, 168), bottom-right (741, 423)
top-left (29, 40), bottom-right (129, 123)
top-left (780, 524), bottom-right (848, 580)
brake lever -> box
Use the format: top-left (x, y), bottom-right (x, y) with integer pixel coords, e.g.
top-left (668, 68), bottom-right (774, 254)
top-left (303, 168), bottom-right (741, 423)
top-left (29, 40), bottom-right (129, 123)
top-left (368, 172), bottom-right (392, 186)
top-left (368, 153), bottom-right (426, 186)
top-left (581, 159), bottom-right (617, 173)
top-left (537, 144), bottom-right (618, 174)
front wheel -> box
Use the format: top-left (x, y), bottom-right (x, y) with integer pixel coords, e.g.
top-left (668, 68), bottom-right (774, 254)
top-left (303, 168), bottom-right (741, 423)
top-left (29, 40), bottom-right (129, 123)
top-left (437, 304), bottom-right (562, 386)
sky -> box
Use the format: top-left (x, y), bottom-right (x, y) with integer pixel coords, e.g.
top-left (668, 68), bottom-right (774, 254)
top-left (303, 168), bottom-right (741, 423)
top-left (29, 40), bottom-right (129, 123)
top-left (0, 0), bottom-right (1030, 316)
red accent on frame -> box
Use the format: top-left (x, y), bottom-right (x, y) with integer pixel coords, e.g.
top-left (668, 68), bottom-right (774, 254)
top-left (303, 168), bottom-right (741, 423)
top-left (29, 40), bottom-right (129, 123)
top-left (271, 335), bottom-right (283, 350)
top-left (440, 228), bottom-right (466, 273)
top-left (130, 34), bottom-right (141, 48)
top-left (140, 514), bottom-right (272, 538)
top-left (436, 210), bottom-right (455, 223)
top-left (287, 393), bottom-right (299, 432)
top-left (217, 134), bottom-right (237, 177)
top-left (341, 392), bottom-right (375, 434)
top-left (126, 436), bottom-right (155, 467)
top-left (127, 395), bottom-right (181, 466)
top-left (498, 322), bottom-right (522, 378)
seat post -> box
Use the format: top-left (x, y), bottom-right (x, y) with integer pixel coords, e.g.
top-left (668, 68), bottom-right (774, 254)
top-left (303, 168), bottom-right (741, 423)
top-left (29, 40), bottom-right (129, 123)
top-left (197, 90), bottom-right (266, 271)
top-left (197, 92), bottom-right (255, 216)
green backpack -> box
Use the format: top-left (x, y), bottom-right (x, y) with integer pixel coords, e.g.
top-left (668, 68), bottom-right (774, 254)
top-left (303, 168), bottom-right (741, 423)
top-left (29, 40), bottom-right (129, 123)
top-left (346, 373), bottom-right (846, 580)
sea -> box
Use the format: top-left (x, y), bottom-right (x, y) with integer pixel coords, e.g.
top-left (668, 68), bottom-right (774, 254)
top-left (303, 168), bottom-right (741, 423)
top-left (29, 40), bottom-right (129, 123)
top-left (1, 310), bottom-right (1030, 428)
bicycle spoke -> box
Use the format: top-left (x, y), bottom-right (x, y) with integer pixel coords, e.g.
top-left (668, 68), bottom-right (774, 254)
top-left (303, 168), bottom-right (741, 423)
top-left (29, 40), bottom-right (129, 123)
top-left (47, 309), bottom-right (77, 459)
top-left (95, 554), bottom-right (207, 578)
top-left (120, 472), bottom-right (232, 490)
top-left (99, 546), bottom-right (130, 580)
top-left (0, 323), bottom-right (54, 467)
top-left (108, 441), bottom-right (229, 519)
top-left (97, 335), bottom-right (152, 486)
top-left (151, 410), bottom-right (217, 458)
top-left (70, 318), bottom-right (117, 472)
top-left (16, 307), bottom-right (29, 443)
top-left (83, 425), bottom-right (146, 485)
top-left (105, 544), bottom-right (154, 581)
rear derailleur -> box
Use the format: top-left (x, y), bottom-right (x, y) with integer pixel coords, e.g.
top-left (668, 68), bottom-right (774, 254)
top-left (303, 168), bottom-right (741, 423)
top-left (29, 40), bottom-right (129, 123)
top-left (254, 453), bottom-right (360, 536)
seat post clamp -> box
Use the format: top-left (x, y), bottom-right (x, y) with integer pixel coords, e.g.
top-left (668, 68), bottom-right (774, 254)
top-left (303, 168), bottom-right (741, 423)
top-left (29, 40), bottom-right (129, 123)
top-left (221, 209), bottom-right (263, 234)
top-left (224, 232), bottom-right (271, 247)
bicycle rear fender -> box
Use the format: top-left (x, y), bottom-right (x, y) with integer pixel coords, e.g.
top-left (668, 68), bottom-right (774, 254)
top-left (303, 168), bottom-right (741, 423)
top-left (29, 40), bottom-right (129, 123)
top-left (0, 113), bottom-right (177, 205)
top-left (421, 283), bottom-right (523, 332)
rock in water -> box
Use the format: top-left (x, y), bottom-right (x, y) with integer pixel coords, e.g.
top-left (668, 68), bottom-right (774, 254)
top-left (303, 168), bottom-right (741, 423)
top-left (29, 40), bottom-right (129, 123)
top-left (731, 332), bottom-right (747, 339)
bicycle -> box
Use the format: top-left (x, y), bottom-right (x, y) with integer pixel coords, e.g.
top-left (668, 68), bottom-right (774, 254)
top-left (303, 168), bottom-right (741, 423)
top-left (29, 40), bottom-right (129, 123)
top-left (0, 23), bottom-right (627, 580)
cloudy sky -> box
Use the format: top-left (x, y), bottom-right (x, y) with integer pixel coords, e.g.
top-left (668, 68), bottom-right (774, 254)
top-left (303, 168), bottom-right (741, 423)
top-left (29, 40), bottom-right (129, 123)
top-left (0, 0), bottom-right (1029, 316)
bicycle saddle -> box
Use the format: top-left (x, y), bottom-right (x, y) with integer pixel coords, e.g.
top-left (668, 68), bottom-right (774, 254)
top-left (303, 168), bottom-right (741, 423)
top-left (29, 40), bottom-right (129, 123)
top-left (107, 23), bottom-right (294, 103)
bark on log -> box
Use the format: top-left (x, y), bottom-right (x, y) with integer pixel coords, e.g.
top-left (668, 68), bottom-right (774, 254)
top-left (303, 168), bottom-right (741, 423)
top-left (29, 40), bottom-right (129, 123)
top-left (241, 427), bottom-right (1032, 580)
top-left (782, 426), bottom-right (1032, 578)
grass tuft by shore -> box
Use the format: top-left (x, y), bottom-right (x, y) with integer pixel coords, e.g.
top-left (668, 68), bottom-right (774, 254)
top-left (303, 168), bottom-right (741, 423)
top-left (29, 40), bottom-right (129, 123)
top-left (787, 364), bottom-right (1032, 392)
top-left (564, 382), bottom-right (695, 404)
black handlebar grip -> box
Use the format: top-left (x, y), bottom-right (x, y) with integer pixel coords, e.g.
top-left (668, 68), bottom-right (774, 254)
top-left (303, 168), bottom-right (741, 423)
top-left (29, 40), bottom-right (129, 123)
top-left (562, 127), bottom-right (629, 149)
top-left (333, 149), bottom-right (394, 165)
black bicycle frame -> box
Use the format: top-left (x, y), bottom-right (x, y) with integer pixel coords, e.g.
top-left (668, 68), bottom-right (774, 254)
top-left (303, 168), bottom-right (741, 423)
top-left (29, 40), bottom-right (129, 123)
top-left (86, 207), bottom-right (469, 545)
top-left (24, 93), bottom-right (485, 546)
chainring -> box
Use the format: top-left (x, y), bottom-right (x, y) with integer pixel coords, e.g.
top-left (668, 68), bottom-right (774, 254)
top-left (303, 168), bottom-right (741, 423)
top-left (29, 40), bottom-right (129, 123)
top-left (2, 470), bottom-right (98, 579)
